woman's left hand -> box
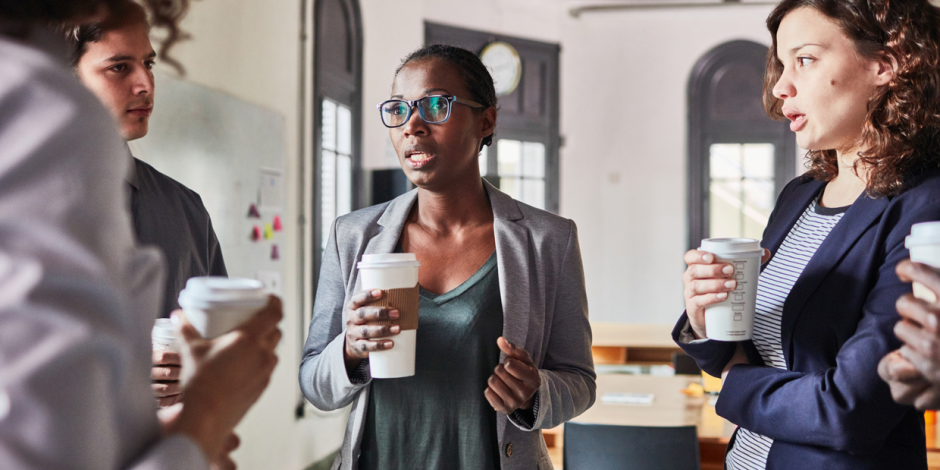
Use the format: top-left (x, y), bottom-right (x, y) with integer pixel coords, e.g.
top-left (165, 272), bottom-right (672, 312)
top-left (485, 337), bottom-right (541, 415)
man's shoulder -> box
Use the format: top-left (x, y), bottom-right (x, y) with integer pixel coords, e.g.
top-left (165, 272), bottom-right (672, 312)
top-left (133, 158), bottom-right (206, 207)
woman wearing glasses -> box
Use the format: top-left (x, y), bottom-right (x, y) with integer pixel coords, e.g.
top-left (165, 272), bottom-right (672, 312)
top-left (676, 0), bottom-right (940, 468)
top-left (299, 44), bottom-right (595, 470)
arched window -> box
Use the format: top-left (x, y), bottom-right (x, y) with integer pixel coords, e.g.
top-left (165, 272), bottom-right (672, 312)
top-left (313, 0), bottom-right (362, 266)
top-left (688, 40), bottom-right (795, 249)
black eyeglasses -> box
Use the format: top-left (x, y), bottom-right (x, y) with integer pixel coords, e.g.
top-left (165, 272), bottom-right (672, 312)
top-left (377, 95), bottom-right (485, 128)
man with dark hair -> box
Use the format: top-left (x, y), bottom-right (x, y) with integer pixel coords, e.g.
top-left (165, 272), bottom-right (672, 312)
top-left (68, 0), bottom-right (227, 408)
top-left (0, 2), bottom-right (281, 469)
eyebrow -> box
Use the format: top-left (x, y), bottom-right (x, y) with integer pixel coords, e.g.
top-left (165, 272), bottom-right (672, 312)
top-left (789, 43), bottom-right (823, 54)
top-left (389, 88), bottom-right (451, 100)
top-left (103, 51), bottom-right (157, 63)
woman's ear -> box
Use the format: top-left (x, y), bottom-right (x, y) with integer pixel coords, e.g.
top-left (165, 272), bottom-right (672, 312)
top-left (872, 52), bottom-right (897, 87)
top-left (479, 107), bottom-right (497, 140)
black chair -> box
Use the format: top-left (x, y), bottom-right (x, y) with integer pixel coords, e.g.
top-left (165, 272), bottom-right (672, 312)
top-left (563, 422), bottom-right (701, 470)
top-left (672, 351), bottom-right (702, 376)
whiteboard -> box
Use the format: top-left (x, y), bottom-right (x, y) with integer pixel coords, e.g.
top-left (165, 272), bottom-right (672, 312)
top-left (129, 72), bottom-right (288, 294)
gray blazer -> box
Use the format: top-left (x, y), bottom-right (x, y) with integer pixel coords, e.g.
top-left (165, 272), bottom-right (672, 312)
top-left (299, 181), bottom-right (595, 470)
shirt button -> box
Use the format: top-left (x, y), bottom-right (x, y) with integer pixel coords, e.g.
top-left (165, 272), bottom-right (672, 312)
top-left (506, 443), bottom-right (513, 457)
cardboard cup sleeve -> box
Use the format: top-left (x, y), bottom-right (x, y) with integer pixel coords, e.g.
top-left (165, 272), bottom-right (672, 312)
top-left (363, 285), bottom-right (419, 330)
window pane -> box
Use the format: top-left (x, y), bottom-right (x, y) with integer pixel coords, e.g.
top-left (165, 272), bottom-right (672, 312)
top-left (337, 155), bottom-right (352, 217)
top-left (743, 178), bottom-right (774, 239)
top-left (479, 145), bottom-right (488, 176)
top-left (498, 139), bottom-right (522, 176)
top-left (522, 142), bottom-right (546, 178)
top-left (337, 105), bottom-right (352, 155)
top-left (710, 144), bottom-right (742, 179)
top-left (320, 150), bottom-right (336, 250)
top-left (522, 179), bottom-right (546, 210)
top-left (743, 144), bottom-right (774, 178)
top-left (500, 177), bottom-right (520, 200)
top-left (709, 179), bottom-right (743, 239)
top-left (321, 100), bottom-right (337, 152)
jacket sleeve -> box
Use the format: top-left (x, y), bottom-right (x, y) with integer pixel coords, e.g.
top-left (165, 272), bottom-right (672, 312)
top-left (299, 219), bottom-right (370, 410)
top-left (510, 219), bottom-right (596, 431)
top-left (716, 197), bottom-right (940, 455)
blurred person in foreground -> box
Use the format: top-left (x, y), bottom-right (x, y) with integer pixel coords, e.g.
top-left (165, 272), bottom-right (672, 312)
top-left (67, 0), bottom-right (228, 409)
top-left (880, 261), bottom-right (940, 410)
top-left (0, 1), bottom-right (281, 470)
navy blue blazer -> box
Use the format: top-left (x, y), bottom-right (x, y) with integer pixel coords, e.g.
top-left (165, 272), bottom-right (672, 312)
top-left (673, 171), bottom-right (940, 469)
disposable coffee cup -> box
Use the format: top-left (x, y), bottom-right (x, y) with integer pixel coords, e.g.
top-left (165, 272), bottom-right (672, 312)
top-left (152, 318), bottom-right (181, 353)
top-left (699, 238), bottom-right (763, 341)
top-left (177, 277), bottom-right (268, 339)
top-left (906, 222), bottom-right (940, 302)
top-left (357, 253), bottom-right (421, 379)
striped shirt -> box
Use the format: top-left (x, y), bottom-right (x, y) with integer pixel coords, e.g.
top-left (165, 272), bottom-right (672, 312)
top-left (725, 198), bottom-right (848, 470)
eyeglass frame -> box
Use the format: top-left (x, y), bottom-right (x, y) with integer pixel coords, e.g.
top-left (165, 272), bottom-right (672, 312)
top-left (376, 95), bottom-right (486, 128)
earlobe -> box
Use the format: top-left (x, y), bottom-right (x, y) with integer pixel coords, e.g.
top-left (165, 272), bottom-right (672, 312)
top-left (480, 107), bottom-right (497, 139)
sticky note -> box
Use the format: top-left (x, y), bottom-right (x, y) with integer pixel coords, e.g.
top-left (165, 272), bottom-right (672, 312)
top-left (271, 244), bottom-right (280, 260)
top-left (251, 226), bottom-right (262, 241)
top-left (264, 223), bottom-right (274, 240)
top-left (273, 215), bottom-right (282, 232)
top-left (247, 203), bottom-right (261, 218)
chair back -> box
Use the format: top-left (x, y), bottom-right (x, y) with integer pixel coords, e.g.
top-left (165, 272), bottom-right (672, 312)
top-left (563, 422), bottom-right (701, 470)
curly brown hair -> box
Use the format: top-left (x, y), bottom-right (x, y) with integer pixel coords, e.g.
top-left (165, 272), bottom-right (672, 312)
top-left (764, 0), bottom-right (940, 197)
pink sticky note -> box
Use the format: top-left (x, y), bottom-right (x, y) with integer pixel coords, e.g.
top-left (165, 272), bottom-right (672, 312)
top-left (273, 215), bottom-right (282, 232)
top-left (271, 244), bottom-right (280, 260)
top-left (251, 226), bottom-right (262, 241)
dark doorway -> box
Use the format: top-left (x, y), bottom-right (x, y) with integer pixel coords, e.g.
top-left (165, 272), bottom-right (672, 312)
top-left (688, 40), bottom-right (796, 249)
top-left (425, 22), bottom-right (561, 213)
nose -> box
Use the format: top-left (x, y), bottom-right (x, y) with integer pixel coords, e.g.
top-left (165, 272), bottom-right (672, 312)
top-left (772, 67), bottom-right (795, 100)
top-left (400, 104), bottom-right (428, 137)
top-left (132, 65), bottom-right (154, 96)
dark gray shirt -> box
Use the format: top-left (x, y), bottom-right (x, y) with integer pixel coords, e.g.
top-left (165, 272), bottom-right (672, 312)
top-left (359, 252), bottom-right (503, 470)
top-left (128, 156), bottom-right (227, 317)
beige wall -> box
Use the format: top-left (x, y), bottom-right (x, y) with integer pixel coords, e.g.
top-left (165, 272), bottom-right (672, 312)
top-left (151, 1), bottom-right (786, 468)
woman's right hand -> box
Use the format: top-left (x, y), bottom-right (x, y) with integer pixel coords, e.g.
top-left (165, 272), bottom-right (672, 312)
top-left (343, 289), bottom-right (400, 372)
top-left (682, 250), bottom-right (738, 339)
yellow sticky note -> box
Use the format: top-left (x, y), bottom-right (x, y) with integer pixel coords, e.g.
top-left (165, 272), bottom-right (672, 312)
top-left (264, 223), bottom-right (274, 240)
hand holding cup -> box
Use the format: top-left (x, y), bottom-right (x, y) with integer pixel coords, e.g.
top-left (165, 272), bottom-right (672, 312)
top-left (343, 289), bottom-right (401, 372)
top-left (151, 349), bottom-right (183, 407)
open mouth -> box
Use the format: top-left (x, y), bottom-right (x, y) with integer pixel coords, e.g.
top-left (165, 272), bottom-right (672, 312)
top-left (404, 150), bottom-right (435, 169)
top-left (783, 108), bottom-right (806, 132)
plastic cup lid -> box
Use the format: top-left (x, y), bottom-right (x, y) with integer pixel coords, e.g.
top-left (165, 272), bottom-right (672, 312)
top-left (178, 276), bottom-right (266, 305)
top-left (906, 221), bottom-right (940, 248)
top-left (357, 253), bottom-right (421, 269)
top-left (699, 238), bottom-right (763, 256)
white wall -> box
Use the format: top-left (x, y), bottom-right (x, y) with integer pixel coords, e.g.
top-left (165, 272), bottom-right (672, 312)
top-left (146, 1), bottom-right (786, 468)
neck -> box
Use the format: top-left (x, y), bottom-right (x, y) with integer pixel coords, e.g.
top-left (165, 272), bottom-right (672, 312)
top-left (411, 177), bottom-right (492, 234)
top-left (822, 147), bottom-right (868, 207)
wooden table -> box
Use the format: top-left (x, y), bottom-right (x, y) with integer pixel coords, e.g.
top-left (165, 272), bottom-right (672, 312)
top-left (590, 323), bottom-right (681, 364)
top-left (546, 373), bottom-right (940, 470)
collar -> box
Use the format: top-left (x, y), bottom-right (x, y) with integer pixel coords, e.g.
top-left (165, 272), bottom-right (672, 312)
top-left (376, 178), bottom-right (523, 228)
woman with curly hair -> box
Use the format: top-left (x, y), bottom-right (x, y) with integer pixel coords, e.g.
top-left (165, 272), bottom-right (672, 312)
top-left (674, 0), bottom-right (940, 468)
top-left (0, 2), bottom-right (282, 470)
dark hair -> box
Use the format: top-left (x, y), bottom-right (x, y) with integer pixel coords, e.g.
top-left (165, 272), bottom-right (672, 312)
top-left (396, 44), bottom-right (498, 150)
top-left (764, 0), bottom-right (940, 197)
top-left (0, 0), bottom-right (123, 24)
top-left (59, 0), bottom-right (190, 74)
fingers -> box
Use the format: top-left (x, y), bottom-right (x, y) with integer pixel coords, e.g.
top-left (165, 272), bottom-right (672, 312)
top-left (346, 289), bottom-right (384, 311)
top-left (348, 307), bottom-right (400, 326)
top-left (897, 260), bottom-right (940, 296)
top-left (484, 386), bottom-right (510, 415)
top-left (156, 393), bottom-right (183, 408)
top-left (237, 295), bottom-right (283, 339)
top-left (687, 278), bottom-right (737, 297)
top-left (879, 350), bottom-right (923, 383)
top-left (684, 249), bottom-right (716, 266)
top-left (152, 381), bottom-right (182, 398)
top-left (497, 337), bottom-right (533, 363)
top-left (686, 263), bottom-right (735, 281)
top-left (914, 387), bottom-right (940, 411)
top-left (173, 310), bottom-right (203, 343)
top-left (896, 294), bottom-right (940, 334)
top-left (152, 350), bottom-right (182, 367)
top-left (688, 292), bottom-right (731, 310)
top-left (346, 337), bottom-right (395, 357)
top-left (151, 364), bottom-right (181, 381)
top-left (494, 363), bottom-right (538, 402)
top-left (895, 319), bottom-right (939, 360)
top-left (760, 248), bottom-right (772, 264)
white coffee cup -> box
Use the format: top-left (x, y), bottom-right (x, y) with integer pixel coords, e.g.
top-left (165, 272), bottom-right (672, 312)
top-left (177, 277), bottom-right (269, 339)
top-left (357, 253), bottom-right (421, 379)
top-left (699, 238), bottom-right (763, 341)
top-left (906, 222), bottom-right (940, 302)
top-left (152, 318), bottom-right (181, 353)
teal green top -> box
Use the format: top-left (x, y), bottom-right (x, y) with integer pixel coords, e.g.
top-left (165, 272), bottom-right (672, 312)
top-left (359, 252), bottom-right (503, 470)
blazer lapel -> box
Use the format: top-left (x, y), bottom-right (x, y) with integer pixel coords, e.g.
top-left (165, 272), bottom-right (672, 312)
top-left (484, 181), bottom-right (532, 355)
top-left (352, 190), bottom-right (418, 290)
top-left (779, 191), bottom-right (890, 366)
top-left (764, 180), bottom-right (825, 256)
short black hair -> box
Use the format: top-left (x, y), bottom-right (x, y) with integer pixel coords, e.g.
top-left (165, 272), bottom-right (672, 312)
top-left (63, 0), bottom-right (148, 67)
top-left (396, 44), bottom-right (498, 149)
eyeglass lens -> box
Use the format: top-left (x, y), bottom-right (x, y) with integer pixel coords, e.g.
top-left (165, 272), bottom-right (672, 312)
top-left (380, 96), bottom-right (450, 127)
